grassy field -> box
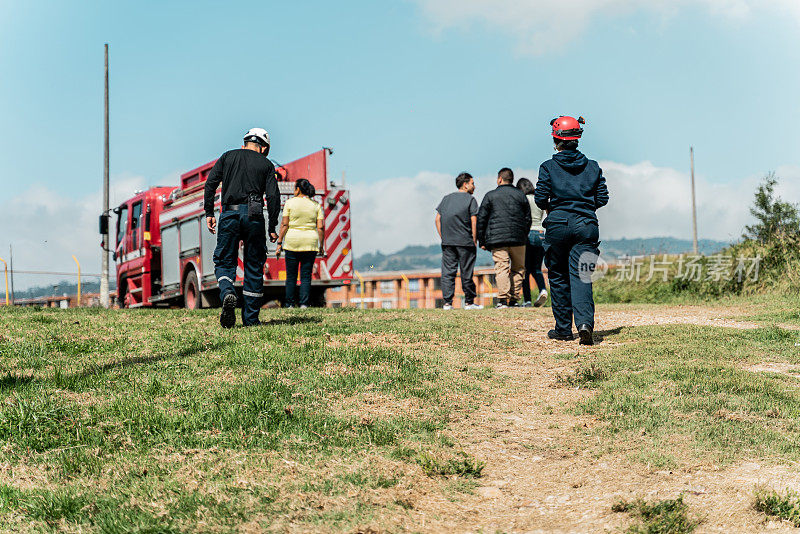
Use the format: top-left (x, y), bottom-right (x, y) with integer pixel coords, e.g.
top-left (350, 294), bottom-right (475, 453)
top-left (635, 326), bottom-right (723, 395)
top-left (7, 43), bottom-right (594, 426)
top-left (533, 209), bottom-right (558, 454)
top-left (2, 297), bottom-right (800, 532)
top-left (0, 306), bottom-right (500, 532)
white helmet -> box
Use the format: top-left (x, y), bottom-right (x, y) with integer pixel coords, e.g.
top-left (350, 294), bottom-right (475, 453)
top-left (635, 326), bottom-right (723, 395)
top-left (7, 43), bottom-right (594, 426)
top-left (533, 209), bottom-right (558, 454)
top-left (243, 127), bottom-right (270, 148)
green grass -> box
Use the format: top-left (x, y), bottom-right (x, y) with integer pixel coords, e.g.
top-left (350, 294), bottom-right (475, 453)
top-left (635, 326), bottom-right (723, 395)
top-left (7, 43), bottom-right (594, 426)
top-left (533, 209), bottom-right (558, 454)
top-left (555, 362), bottom-right (606, 388)
top-left (612, 495), bottom-right (697, 533)
top-left (572, 321), bottom-right (800, 463)
top-left (593, 275), bottom-right (710, 305)
top-left (754, 486), bottom-right (800, 526)
top-left (594, 233), bottom-right (800, 304)
top-left (0, 306), bottom-right (496, 532)
top-left (733, 293), bottom-right (800, 325)
top-left (5, 295), bottom-right (800, 531)
top-left (415, 450), bottom-right (485, 478)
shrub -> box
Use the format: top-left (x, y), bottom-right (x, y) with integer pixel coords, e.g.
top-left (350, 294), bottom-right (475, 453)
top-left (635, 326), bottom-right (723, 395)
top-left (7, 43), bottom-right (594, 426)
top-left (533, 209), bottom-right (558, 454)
top-left (594, 173), bottom-right (800, 303)
top-left (416, 451), bottom-right (485, 478)
top-left (613, 495), bottom-right (697, 533)
top-left (754, 486), bottom-right (800, 527)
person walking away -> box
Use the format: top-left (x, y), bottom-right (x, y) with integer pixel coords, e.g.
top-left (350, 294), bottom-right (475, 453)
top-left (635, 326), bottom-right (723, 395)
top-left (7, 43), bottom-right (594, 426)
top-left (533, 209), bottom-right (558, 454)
top-left (205, 128), bottom-right (280, 328)
top-left (516, 177), bottom-right (548, 307)
top-left (477, 168), bottom-right (532, 308)
top-left (535, 116), bottom-right (609, 345)
top-left (276, 179), bottom-right (324, 308)
top-left (435, 172), bottom-right (483, 310)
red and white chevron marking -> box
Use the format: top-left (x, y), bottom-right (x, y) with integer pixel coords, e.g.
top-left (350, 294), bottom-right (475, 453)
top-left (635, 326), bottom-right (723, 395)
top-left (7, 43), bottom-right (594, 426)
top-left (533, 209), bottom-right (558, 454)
top-left (323, 190), bottom-right (352, 278)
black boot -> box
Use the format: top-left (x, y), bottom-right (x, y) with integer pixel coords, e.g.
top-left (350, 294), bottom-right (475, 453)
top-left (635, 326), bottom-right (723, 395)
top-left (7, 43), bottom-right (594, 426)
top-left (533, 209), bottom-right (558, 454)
top-left (548, 329), bottom-right (573, 341)
top-left (220, 293), bottom-right (237, 329)
top-left (578, 324), bottom-right (594, 346)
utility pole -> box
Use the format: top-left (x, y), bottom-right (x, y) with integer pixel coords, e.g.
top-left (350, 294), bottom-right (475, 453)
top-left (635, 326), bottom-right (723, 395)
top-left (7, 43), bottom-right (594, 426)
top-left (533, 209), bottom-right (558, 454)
top-left (690, 146), bottom-right (699, 255)
top-left (100, 43), bottom-right (110, 308)
top-left (9, 245), bottom-right (14, 305)
top-left (0, 257), bottom-right (8, 305)
top-left (72, 255), bottom-right (82, 307)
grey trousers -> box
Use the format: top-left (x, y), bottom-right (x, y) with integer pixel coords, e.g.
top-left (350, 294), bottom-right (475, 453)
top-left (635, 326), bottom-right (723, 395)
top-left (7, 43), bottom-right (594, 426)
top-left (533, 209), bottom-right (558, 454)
top-left (441, 245), bottom-right (477, 305)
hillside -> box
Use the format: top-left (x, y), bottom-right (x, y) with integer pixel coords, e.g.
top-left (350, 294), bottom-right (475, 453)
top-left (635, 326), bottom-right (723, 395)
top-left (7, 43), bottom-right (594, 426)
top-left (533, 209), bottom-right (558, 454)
top-left (354, 237), bottom-right (730, 272)
top-left (12, 280), bottom-right (109, 300)
top-left (599, 237), bottom-right (731, 260)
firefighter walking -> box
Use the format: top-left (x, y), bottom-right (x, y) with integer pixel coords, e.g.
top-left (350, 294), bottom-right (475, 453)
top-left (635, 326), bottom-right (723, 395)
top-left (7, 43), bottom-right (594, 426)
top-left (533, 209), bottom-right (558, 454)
top-left (535, 116), bottom-right (609, 345)
top-left (204, 128), bottom-right (280, 328)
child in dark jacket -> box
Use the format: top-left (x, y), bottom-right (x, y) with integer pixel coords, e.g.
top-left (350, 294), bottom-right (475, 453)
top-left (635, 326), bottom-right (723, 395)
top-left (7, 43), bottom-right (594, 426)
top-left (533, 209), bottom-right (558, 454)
top-left (535, 116), bottom-right (609, 345)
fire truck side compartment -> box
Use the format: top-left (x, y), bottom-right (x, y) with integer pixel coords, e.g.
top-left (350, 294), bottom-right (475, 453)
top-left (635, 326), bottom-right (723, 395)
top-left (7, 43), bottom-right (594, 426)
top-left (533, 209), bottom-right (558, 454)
top-left (179, 218), bottom-right (201, 257)
top-left (200, 210), bottom-right (219, 281)
top-left (161, 225), bottom-right (179, 288)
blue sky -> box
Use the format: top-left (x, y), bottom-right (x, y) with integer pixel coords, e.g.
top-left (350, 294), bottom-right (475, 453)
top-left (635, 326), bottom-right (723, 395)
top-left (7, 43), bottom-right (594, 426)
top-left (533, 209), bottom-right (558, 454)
top-left (1, 0), bottom-right (799, 282)
top-left (3, 0), bottom-right (798, 195)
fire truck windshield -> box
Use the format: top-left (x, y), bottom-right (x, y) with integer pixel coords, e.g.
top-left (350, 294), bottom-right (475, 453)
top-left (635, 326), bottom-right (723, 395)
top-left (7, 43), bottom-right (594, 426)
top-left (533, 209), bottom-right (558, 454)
top-left (131, 201), bottom-right (142, 250)
top-left (117, 206), bottom-right (128, 246)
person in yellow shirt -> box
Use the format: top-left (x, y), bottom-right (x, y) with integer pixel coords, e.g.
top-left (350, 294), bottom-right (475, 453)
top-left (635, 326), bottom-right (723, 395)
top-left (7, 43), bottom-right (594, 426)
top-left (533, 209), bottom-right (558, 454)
top-left (276, 179), bottom-right (324, 308)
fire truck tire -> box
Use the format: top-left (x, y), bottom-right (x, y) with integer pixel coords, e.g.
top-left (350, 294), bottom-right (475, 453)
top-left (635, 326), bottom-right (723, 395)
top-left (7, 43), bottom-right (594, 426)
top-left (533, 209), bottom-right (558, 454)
top-left (183, 270), bottom-right (201, 310)
top-left (118, 278), bottom-right (128, 309)
top-left (201, 289), bottom-right (221, 308)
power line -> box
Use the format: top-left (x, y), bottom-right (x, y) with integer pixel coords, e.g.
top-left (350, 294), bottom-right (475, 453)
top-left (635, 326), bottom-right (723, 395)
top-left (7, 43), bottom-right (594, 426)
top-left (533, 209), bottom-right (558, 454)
top-left (11, 270), bottom-right (102, 277)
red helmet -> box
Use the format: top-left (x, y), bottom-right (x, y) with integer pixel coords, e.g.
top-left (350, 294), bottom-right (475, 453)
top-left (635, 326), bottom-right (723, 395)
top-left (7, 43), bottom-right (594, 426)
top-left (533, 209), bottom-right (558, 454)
top-left (550, 116), bottom-right (585, 140)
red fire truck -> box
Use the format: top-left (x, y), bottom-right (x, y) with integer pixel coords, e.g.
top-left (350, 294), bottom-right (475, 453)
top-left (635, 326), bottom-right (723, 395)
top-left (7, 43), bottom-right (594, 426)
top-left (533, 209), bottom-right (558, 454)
top-left (111, 148), bottom-right (353, 309)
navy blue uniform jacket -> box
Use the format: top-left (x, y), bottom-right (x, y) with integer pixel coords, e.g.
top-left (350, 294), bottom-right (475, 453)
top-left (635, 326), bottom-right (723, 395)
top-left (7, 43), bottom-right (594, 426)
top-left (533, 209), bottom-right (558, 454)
top-left (534, 150), bottom-right (609, 221)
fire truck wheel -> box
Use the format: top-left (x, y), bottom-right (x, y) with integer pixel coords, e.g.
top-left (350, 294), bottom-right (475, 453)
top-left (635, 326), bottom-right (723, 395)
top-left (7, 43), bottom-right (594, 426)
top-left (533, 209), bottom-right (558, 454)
top-left (118, 278), bottom-right (128, 308)
top-left (183, 270), bottom-right (200, 310)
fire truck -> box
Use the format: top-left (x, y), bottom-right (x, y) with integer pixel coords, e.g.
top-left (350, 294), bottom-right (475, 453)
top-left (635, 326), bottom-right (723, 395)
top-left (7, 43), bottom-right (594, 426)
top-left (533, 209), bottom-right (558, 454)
top-left (111, 148), bottom-right (353, 309)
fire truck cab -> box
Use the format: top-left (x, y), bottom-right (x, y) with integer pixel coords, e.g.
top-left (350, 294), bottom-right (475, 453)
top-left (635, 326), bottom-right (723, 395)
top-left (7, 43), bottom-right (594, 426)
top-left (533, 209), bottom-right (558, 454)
top-left (113, 148), bottom-right (353, 309)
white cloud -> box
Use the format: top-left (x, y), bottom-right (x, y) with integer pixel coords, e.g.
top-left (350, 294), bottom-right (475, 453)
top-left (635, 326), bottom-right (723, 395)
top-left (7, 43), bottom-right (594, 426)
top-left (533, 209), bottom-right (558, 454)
top-left (349, 170), bottom-right (502, 254)
top-left (5, 160), bottom-right (798, 290)
top-left (0, 176), bottom-right (147, 291)
top-left (414, 0), bottom-right (800, 54)
top-left (349, 160), bottom-right (800, 255)
top-left (599, 161), bottom-right (800, 242)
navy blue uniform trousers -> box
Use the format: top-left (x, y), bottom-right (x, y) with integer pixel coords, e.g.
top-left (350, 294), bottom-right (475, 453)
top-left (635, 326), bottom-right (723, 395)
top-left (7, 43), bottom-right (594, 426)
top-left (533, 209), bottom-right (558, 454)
top-left (543, 213), bottom-right (600, 335)
top-left (213, 205), bottom-right (266, 326)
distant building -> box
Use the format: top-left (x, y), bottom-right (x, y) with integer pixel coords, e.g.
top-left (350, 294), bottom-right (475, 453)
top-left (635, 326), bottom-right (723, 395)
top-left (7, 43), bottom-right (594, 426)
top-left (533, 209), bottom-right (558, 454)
top-left (14, 292), bottom-right (119, 308)
top-left (326, 268), bottom-right (504, 309)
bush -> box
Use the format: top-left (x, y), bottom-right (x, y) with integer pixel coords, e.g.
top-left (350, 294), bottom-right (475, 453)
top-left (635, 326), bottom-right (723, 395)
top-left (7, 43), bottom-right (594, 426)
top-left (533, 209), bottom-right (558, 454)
top-left (754, 487), bottom-right (800, 527)
top-left (613, 495), bottom-right (697, 533)
top-left (594, 173), bottom-right (800, 303)
top-left (415, 451), bottom-right (485, 478)
top-left (744, 173), bottom-right (800, 242)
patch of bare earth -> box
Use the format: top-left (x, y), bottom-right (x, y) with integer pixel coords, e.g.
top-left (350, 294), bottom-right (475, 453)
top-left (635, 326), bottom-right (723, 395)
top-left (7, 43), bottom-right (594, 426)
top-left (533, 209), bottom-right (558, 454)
top-left (150, 448), bottom-right (435, 533)
top-left (395, 305), bottom-right (800, 533)
top-left (326, 332), bottom-right (433, 352)
top-left (0, 462), bottom-right (52, 492)
top-left (594, 304), bottom-right (770, 331)
top-left (746, 362), bottom-right (800, 377)
top-left (332, 391), bottom-right (429, 422)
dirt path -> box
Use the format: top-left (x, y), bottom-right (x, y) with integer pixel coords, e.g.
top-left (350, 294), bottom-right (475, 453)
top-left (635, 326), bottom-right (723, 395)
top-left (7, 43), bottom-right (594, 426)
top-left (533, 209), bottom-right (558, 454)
top-left (405, 305), bottom-right (800, 533)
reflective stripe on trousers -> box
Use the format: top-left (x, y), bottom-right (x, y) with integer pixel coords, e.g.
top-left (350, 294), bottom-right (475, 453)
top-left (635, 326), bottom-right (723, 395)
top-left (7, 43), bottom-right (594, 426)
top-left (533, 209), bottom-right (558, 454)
top-left (212, 206), bottom-right (267, 326)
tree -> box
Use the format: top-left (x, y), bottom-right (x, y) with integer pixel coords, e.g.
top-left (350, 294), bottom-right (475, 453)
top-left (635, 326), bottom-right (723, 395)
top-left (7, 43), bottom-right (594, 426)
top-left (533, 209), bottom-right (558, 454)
top-left (744, 172), bottom-right (800, 242)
